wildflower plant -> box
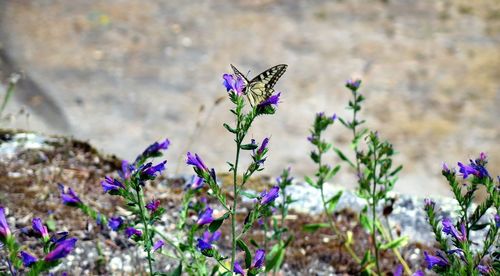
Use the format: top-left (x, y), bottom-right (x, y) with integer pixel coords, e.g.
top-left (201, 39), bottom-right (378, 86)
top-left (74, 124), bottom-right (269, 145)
top-left (59, 139), bottom-right (176, 276)
top-left (424, 153), bottom-right (499, 275)
top-left (253, 168), bottom-right (295, 275)
top-left (0, 208), bottom-right (77, 275)
top-left (335, 79), bottom-right (410, 274)
top-left (184, 70), bottom-right (283, 275)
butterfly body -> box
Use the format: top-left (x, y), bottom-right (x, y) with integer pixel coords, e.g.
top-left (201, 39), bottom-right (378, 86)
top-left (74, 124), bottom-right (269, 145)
top-left (230, 64), bottom-right (287, 106)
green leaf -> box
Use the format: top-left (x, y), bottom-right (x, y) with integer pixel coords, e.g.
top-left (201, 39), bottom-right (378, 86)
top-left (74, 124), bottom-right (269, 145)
top-left (240, 143), bottom-right (258, 150)
top-left (470, 223), bottom-right (489, 231)
top-left (304, 176), bottom-right (318, 188)
top-left (359, 212), bottom-right (373, 233)
top-left (223, 123), bottom-right (237, 134)
top-left (333, 148), bottom-right (355, 168)
top-left (325, 164), bottom-right (341, 180)
top-left (266, 244), bottom-right (285, 272)
top-left (237, 239), bottom-right (252, 268)
top-left (167, 262), bottom-right (182, 276)
top-left (208, 212), bottom-right (230, 232)
top-left (326, 190), bottom-right (343, 214)
top-left (379, 236), bottom-right (408, 250)
top-left (250, 238), bottom-right (260, 248)
top-left (209, 265), bottom-right (219, 276)
top-left (302, 223), bottom-right (329, 232)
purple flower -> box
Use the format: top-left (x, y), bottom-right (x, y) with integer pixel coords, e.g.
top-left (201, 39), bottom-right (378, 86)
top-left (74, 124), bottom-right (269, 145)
top-left (140, 161), bottom-right (167, 178)
top-left (125, 227), bottom-right (142, 238)
top-left (202, 230), bottom-right (221, 244)
top-left (186, 152), bottom-right (209, 171)
top-left (0, 207), bottom-right (11, 238)
top-left (346, 78), bottom-right (361, 90)
top-left (477, 265), bottom-right (491, 274)
top-left (32, 218), bottom-right (49, 240)
top-left (393, 265), bottom-right (403, 276)
top-left (197, 207), bottom-right (214, 226)
top-left (223, 74), bottom-right (245, 96)
top-left (495, 214), bottom-right (500, 227)
top-left (141, 138), bottom-right (170, 158)
top-left (260, 186), bottom-right (280, 205)
top-left (49, 231), bottom-right (68, 244)
top-left (197, 238), bottom-right (213, 251)
top-left (108, 217), bottom-right (123, 231)
top-left (44, 238), bottom-right (77, 262)
top-left (458, 156), bottom-right (489, 179)
top-left (442, 162), bottom-right (450, 173)
top-left (118, 160), bottom-right (134, 180)
top-left (257, 92), bottom-right (281, 108)
top-left (257, 137), bottom-right (270, 155)
top-left (19, 251), bottom-right (38, 267)
top-left (58, 184), bottom-right (82, 205)
top-left (146, 199), bottom-right (161, 213)
top-left (101, 176), bottom-right (125, 193)
top-left (234, 261), bottom-right (245, 275)
top-left (188, 175), bottom-right (205, 190)
top-left (424, 198), bottom-right (435, 210)
top-left (153, 239), bottom-right (164, 252)
top-left (412, 271), bottom-right (424, 276)
top-left (442, 218), bottom-right (466, 241)
top-left (424, 251), bottom-right (448, 269)
top-left (250, 249), bottom-right (265, 269)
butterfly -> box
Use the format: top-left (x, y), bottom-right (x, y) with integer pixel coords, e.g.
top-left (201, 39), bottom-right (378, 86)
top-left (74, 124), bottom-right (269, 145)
top-left (230, 64), bottom-right (288, 107)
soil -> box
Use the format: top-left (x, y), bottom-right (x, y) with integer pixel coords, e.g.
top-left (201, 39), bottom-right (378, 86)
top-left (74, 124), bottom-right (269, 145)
top-left (0, 130), bottom-right (430, 275)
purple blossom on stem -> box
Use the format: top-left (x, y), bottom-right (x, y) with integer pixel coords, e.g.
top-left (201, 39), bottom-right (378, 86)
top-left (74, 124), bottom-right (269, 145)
top-left (202, 230), bottom-right (221, 244)
top-left (495, 214), bottom-right (500, 227)
top-left (346, 78), bottom-right (361, 90)
top-left (424, 198), bottom-right (435, 209)
top-left (188, 175), bottom-right (204, 190)
top-left (118, 160), bottom-right (134, 180)
top-left (223, 74), bottom-right (245, 96)
top-left (146, 199), bottom-right (161, 213)
top-left (108, 217), bottom-right (123, 231)
top-left (260, 186), bottom-right (280, 205)
top-left (125, 227), bottom-right (142, 238)
top-left (58, 184), bottom-right (82, 205)
top-left (196, 238), bottom-right (213, 251)
top-left (44, 238), bottom-right (77, 262)
top-left (457, 154), bottom-right (490, 179)
top-left (101, 176), bottom-right (125, 193)
top-left (140, 161), bottom-right (167, 178)
top-left (442, 218), bottom-right (466, 242)
top-left (234, 261), bottom-right (245, 275)
top-left (412, 271), bottom-right (424, 276)
top-left (186, 152), bottom-right (209, 171)
top-left (19, 251), bottom-right (38, 267)
top-left (32, 217), bottom-right (49, 240)
top-left (141, 138), bottom-right (170, 157)
top-left (477, 265), bottom-right (491, 274)
top-left (0, 207), bottom-right (11, 238)
top-left (49, 231), bottom-right (68, 244)
top-left (250, 249), bottom-right (265, 269)
top-left (197, 207), bottom-right (214, 226)
top-left (153, 240), bottom-right (164, 252)
top-left (257, 137), bottom-right (270, 155)
top-left (424, 251), bottom-right (449, 269)
top-left (442, 162), bottom-right (450, 174)
top-left (257, 92), bottom-right (281, 108)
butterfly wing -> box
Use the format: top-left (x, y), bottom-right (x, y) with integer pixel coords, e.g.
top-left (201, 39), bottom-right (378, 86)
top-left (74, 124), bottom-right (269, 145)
top-left (247, 64), bottom-right (287, 106)
top-left (230, 64), bottom-right (250, 85)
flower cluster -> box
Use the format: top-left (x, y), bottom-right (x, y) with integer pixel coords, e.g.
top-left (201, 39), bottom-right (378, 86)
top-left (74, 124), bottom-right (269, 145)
top-left (0, 208), bottom-right (77, 275)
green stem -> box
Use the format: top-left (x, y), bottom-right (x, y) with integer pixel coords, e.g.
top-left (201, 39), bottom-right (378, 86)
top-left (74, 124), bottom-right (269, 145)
top-left (231, 119), bottom-right (242, 271)
top-left (371, 149), bottom-right (380, 275)
top-left (136, 188), bottom-right (154, 276)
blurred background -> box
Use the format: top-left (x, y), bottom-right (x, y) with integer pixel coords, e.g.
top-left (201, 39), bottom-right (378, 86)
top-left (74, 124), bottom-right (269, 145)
top-left (0, 0), bottom-right (498, 197)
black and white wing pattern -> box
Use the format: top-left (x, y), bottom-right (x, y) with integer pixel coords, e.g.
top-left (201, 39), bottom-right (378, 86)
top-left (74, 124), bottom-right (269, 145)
top-left (230, 64), bottom-right (287, 107)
